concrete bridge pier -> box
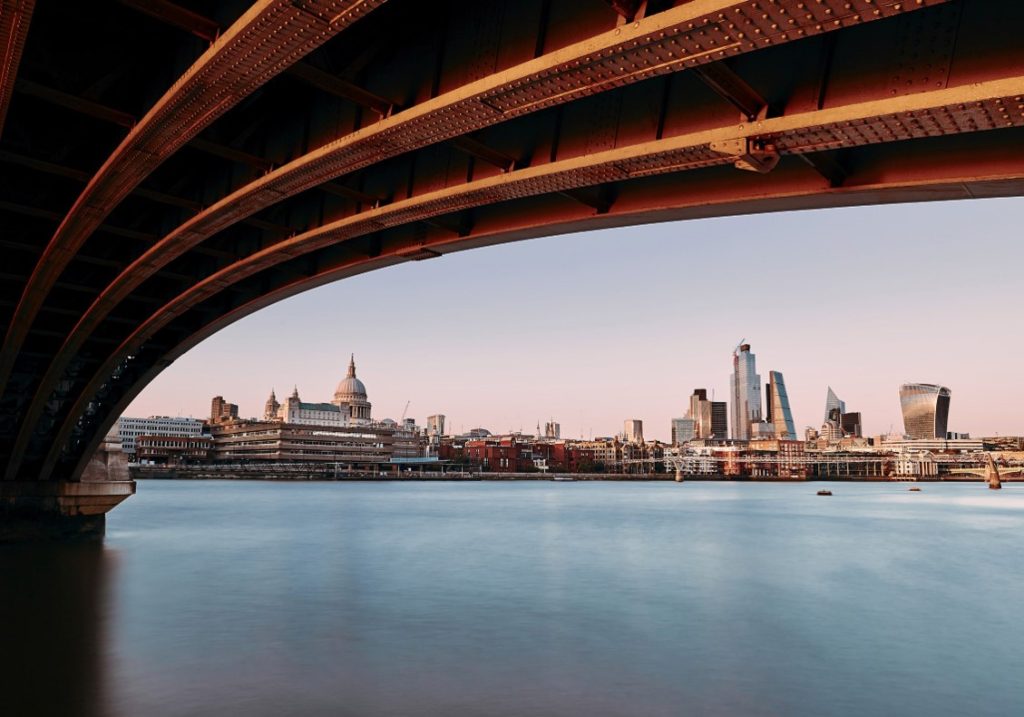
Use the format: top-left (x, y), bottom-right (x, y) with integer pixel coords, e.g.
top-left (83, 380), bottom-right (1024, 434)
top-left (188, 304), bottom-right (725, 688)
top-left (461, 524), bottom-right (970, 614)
top-left (0, 437), bottom-right (135, 542)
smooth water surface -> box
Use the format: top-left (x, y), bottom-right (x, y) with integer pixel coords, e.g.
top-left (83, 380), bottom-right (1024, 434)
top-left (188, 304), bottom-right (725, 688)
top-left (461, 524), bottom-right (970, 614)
top-left (3, 480), bottom-right (1023, 716)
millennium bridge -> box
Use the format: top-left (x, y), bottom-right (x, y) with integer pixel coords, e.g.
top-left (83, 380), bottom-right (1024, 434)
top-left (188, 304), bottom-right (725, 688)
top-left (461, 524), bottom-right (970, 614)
top-left (1, 0), bottom-right (1022, 537)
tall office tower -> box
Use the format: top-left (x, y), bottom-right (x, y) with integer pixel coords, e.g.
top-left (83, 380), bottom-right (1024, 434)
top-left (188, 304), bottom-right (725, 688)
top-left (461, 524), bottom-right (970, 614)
top-left (427, 414), bottom-right (446, 438)
top-left (671, 418), bottom-right (696, 445)
top-left (840, 412), bottom-right (862, 438)
top-left (624, 419), bottom-right (644, 444)
top-left (689, 388), bottom-right (707, 420)
top-left (899, 383), bottom-right (951, 439)
top-left (544, 421), bottom-right (561, 439)
top-left (689, 388), bottom-right (712, 439)
top-left (711, 402), bottom-right (728, 439)
top-left (765, 370), bottom-right (797, 440)
top-left (824, 387), bottom-right (846, 423)
top-left (730, 343), bottom-right (761, 440)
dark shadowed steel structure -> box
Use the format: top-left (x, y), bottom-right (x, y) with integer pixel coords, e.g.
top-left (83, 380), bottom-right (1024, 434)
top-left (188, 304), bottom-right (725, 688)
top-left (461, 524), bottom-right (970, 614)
top-left (1, 0), bottom-right (1022, 535)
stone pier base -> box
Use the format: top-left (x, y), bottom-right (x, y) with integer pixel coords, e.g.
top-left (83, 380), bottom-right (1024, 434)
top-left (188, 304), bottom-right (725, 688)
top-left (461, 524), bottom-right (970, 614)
top-left (0, 481), bottom-right (135, 542)
top-left (1, 436), bottom-right (135, 542)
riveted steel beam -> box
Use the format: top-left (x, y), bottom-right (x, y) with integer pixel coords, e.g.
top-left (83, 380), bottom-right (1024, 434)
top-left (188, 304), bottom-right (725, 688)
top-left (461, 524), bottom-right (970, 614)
top-left (188, 137), bottom-right (273, 172)
top-left (120, 0), bottom-right (394, 117)
top-left (0, 0), bottom-right (34, 138)
top-left (6, 82), bottom-right (279, 173)
top-left (0, 0), bottom-right (388, 399)
top-left (14, 78), bottom-right (136, 128)
top-left (450, 135), bottom-right (517, 172)
top-left (32, 74), bottom-right (1024, 481)
top-left (693, 62), bottom-right (767, 121)
top-left (285, 62), bottom-right (394, 116)
top-left (318, 181), bottom-right (384, 207)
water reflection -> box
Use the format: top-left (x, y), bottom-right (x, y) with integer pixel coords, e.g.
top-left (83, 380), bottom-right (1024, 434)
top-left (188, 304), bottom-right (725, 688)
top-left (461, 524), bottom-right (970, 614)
top-left (2, 482), bottom-right (1023, 716)
top-left (0, 543), bottom-right (112, 717)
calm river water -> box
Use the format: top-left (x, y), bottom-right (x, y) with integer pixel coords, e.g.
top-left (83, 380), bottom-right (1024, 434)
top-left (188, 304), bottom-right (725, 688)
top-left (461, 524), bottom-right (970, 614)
top-left (2, 480), bottom-right (1023, 716)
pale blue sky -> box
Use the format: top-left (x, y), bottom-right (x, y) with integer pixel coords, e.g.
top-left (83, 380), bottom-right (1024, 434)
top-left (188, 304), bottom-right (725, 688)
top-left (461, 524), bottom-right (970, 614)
top-left (128, 197), bottom-right (1024, 441)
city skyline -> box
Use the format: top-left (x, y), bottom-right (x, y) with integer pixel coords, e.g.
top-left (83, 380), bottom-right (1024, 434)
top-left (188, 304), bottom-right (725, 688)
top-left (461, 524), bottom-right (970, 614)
top-left (125, 198), bottom-right (1024, 441)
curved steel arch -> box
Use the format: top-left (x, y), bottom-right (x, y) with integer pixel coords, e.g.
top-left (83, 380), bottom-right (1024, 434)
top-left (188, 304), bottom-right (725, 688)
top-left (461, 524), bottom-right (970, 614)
top-left (0, 0), bottom-right (34, 138)
top-left (6, 0), bottom-right (950, 478)
top-left (0, 0), bottom-right (386, 395)
top-left (45, 150), bottom-right (1024, 482)
top-left (2, 0), bottom-right (1024, 496)
top-left (37, 75), bottom-right (1024, 480)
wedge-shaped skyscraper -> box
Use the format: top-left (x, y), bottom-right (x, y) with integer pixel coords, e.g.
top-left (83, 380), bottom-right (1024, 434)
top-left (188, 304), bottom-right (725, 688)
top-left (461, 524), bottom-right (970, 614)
top-left (765, 371), bottom-right (797, 440)
top-left (823, 387), bottom-right (846, 423)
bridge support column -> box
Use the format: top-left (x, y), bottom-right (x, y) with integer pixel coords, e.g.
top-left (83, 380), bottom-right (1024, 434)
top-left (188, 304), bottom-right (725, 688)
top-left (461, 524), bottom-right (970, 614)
top-left (1, 437), bottom-right (135, 542)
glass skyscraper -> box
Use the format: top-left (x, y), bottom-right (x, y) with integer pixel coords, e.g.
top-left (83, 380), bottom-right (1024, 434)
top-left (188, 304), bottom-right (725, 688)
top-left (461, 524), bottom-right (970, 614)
top-left (765, 370), bottom-right (797, 440)
top-left (899, 383), bottom-right (951, 439)
top-left (688, 388), bottom-right (727, 439)
top-left (824, 386), bottom-right (846, 423)
top-left (730, 343), bottom-right (761, 440)
top-left (671, 418), bottom-right (695, 445)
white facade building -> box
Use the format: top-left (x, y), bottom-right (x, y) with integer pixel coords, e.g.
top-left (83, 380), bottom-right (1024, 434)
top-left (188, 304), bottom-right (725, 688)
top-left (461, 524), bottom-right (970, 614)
top-left (117, 416), bottom-right (205, 456)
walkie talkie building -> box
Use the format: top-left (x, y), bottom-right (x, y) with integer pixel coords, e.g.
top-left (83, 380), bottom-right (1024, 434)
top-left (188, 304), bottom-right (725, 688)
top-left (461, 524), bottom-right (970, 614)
top-left (899, 384), bottom-right (951, 439)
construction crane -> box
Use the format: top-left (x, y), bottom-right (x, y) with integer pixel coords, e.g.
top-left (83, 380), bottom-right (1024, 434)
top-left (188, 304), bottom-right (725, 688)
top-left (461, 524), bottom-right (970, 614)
top-left (400, 401), bottom-right (410, 422)
top-left (733, 337), bottom-right (746, 356)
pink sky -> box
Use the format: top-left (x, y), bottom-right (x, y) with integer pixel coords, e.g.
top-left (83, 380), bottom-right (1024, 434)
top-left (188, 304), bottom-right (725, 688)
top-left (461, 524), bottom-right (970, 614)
top-left (127, 198), bottom-right (1024, 442)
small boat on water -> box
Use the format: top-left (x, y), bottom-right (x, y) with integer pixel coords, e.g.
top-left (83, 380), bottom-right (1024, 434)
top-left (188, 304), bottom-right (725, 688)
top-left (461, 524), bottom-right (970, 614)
top-left (909, 486), bottom-right (921, 492)
top-left (553, 475), bottom-right (575, 482)
top-left (817, 489), bottom-right (832, 496)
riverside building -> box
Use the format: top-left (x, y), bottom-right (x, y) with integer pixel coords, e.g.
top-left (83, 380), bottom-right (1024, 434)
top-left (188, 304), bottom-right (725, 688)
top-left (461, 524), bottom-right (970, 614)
top-left (211, 355), bottom-right (422, 468)
top-left (117, 416), bottom-right (205, 459)
top-left (263, 355), bottom-right (372, 426)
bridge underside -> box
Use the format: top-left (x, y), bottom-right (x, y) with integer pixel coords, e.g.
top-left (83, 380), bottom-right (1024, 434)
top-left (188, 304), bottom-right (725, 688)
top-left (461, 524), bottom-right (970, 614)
top-left (1, 0), bottom-right (1023, 531)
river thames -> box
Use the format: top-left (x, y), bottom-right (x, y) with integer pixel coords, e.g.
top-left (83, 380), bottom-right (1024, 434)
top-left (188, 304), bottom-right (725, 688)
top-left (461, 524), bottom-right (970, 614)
top-left (2, 481), bottom-right (1022, 716)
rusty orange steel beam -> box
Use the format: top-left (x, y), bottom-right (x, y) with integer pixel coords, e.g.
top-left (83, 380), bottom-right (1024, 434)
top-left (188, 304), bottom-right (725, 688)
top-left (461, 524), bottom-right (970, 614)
top-left (21, 0), bottom-right (949, 458)
top-left (79, 0), bottom-right (950, 325)
top-left (0, 0), bottom-right (34, 139)
top-left (0, 0), bottom-right (387, 397)
top-left (35, 76), bottom-right (1024, 480)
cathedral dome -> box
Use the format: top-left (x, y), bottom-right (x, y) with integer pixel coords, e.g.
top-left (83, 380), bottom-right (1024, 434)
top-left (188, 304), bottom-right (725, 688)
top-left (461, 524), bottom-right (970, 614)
top-left (334, 354), bottom-right (367, 401)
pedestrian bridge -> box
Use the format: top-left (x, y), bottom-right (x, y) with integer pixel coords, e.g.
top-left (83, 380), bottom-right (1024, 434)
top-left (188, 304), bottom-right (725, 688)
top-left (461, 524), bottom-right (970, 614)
top-left (944, 467), bottom-right (1024, 479)
top-left (1, 0), bottom-right (1022, 536)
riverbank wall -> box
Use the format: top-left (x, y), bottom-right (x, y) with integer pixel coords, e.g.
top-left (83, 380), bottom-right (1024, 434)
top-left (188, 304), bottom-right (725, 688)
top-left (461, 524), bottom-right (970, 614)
top-left (131, 466), bottom-right (1001, 483)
